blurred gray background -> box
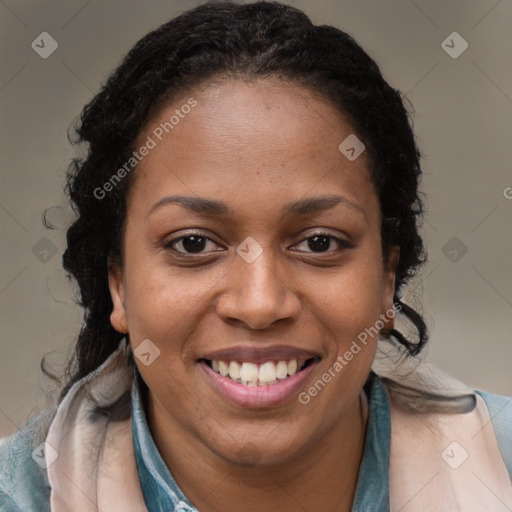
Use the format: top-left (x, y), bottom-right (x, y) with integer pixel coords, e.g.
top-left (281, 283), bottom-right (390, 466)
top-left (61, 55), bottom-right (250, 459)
top-left (1, 0), bottom-right (511, 438)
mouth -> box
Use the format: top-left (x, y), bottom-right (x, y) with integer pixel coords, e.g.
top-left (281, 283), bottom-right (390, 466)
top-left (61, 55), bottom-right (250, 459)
top-left (197, 348), bottom-right (321, 408)
top-left (200, 357), bottom-right (318, 387)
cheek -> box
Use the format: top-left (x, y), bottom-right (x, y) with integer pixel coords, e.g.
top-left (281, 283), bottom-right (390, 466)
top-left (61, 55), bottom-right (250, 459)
top-left (307, 261), bottom-right (384, 385)
top-left (304, 263), bottom-right (382, 406)
top-left (122, 251), bottom-right (216, 339)
top-left (314, 259), bottom-right (384, 329)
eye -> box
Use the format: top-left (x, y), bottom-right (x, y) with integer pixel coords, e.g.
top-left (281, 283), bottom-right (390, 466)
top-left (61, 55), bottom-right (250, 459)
top-left (164, 230), bottom-right (351, 256)
top-left (292, 231), bottom-right (351, 253)
top-left (164, 232), bottom-right (222, 254)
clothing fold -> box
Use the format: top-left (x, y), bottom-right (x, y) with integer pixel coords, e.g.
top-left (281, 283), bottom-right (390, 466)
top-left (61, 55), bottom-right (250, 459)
top-left (18, 337), bottom-right (510, 511)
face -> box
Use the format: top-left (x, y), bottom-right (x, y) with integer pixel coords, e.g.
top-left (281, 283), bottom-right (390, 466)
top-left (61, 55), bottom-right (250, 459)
top-left (109, 78), bottom-right (398, 467)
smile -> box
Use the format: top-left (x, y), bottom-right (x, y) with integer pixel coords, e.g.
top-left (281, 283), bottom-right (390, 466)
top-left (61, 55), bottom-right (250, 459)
top-left (198, 356), bottom-right (320, 408)
top-left (204, 358), bottom-right (316, 386)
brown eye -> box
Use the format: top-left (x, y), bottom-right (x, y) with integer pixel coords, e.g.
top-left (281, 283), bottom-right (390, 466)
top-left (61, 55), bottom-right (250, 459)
top-left (307, 234), bottom-right (331, 252)
top-left (293, 232), bottom-right (352, 253)
top-left (164, 232), bottom-right (222, 254)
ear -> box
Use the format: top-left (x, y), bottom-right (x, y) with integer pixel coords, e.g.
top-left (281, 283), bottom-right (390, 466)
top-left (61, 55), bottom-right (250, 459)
top-left (380, 246), bottom-right (399, 332)
top-left (108, 259), bottom-right (128, 334)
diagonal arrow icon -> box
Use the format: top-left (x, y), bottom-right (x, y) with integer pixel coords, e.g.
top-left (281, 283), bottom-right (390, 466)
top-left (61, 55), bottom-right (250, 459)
top-left (441, 32), bottom-right (468, 59)
top-left (441, 441), bottom-right (468, 469)
top-left (134, 339), bottom-right (161, 366)
top-left (236, 236), bottom-right (263, 263)
top-left (32, 236), bottom-right (58, 262)
top-left (32, 441), bottom-right (58, 468)
top-left (31, 32), bottom-right (58, 59)
top-left (442, 236), bottom-right (467, 263)
top-left (338, 134), bottom-right (365, 161)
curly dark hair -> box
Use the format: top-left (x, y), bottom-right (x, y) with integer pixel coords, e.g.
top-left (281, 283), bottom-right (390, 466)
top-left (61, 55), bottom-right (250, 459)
top-left (53, 0), bottom-right (428, 401)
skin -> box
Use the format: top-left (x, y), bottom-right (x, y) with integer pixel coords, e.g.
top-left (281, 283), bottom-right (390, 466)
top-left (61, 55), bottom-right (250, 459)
top-left (109, 78), bottom-right (398, 512)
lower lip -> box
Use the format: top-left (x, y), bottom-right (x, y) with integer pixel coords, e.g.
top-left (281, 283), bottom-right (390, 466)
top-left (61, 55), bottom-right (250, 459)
top-left (198, 360), bottom-right (318, 408)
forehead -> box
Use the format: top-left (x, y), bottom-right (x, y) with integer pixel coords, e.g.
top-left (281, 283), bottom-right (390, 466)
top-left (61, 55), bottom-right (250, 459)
top-left (129, 78), bottom-right (378, 221)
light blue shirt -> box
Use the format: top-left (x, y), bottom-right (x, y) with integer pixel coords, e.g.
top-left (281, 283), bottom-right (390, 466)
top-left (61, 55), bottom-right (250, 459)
top-left (1, 372), bottom-right (511, 511)
top-left (131, 372), bottom-right (392, 511)
top-left (130, 372), bottom-right (512, 511)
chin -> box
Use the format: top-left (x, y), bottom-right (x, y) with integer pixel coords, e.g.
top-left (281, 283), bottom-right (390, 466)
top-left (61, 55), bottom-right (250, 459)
top-left (208, 427), bottom-right (311, 468)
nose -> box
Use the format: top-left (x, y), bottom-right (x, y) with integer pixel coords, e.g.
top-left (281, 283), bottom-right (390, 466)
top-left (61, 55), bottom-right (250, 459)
top-left (215, 249), bottom-right (301, 330)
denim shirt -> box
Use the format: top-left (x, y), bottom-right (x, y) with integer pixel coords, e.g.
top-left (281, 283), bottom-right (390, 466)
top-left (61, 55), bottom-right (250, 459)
top-left (131, 372), bottom-right (392, 512)
top-left (130, 372), bottom-right (512, 511)
top-left (1, 373), bottom-right (511, 511)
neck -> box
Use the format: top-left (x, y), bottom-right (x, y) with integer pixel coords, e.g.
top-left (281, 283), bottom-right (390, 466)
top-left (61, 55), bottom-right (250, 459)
top-left (144, 387), bottom-right (369, 512)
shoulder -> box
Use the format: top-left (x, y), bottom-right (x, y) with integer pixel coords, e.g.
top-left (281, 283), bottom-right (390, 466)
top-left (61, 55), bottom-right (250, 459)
top-left (477, 389), bottom-right (512, 480)
top-left (0, 409), bottom-right (54, 512)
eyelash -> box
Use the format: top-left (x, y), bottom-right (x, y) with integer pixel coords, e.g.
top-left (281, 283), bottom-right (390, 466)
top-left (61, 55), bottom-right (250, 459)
top-left (163, 230), bottom-right (352, 256)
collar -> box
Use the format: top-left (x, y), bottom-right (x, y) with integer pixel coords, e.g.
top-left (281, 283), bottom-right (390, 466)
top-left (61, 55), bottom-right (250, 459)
top-left (131, 369), bottom-right (391, 512)
top-left (131, 373), bottom-right (197, 511)
top-left (45, 337), bottom-right (512, 511)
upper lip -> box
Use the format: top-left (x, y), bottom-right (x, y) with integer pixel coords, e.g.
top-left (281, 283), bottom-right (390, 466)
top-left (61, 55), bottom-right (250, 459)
top-left (199, 344), bottom-right (321, 364)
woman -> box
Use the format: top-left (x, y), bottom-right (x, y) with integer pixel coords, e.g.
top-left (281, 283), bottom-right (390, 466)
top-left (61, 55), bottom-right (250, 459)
top-left (1, 2), bottom-right (510, 511)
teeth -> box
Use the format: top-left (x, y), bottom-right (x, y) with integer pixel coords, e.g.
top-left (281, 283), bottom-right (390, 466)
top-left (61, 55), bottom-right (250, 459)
top-left (219, 360), bottom-right (229, 377)
top-left (276, 361), bottom-right (288, 379)
top-left (259, 362), bottom-right (277, 383)
top-left (209, 358), bottom-right (309, 385)
top-left (240, 362), bottom-right (259, 383)
top-left (228, 361), bottom-right (241, 380)
top-left (287, 360), bottom-right (298, 376)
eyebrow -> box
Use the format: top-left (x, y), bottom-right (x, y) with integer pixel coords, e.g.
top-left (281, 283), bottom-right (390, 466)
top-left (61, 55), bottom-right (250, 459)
top-left (147, 194), bottom-right (366, 218)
